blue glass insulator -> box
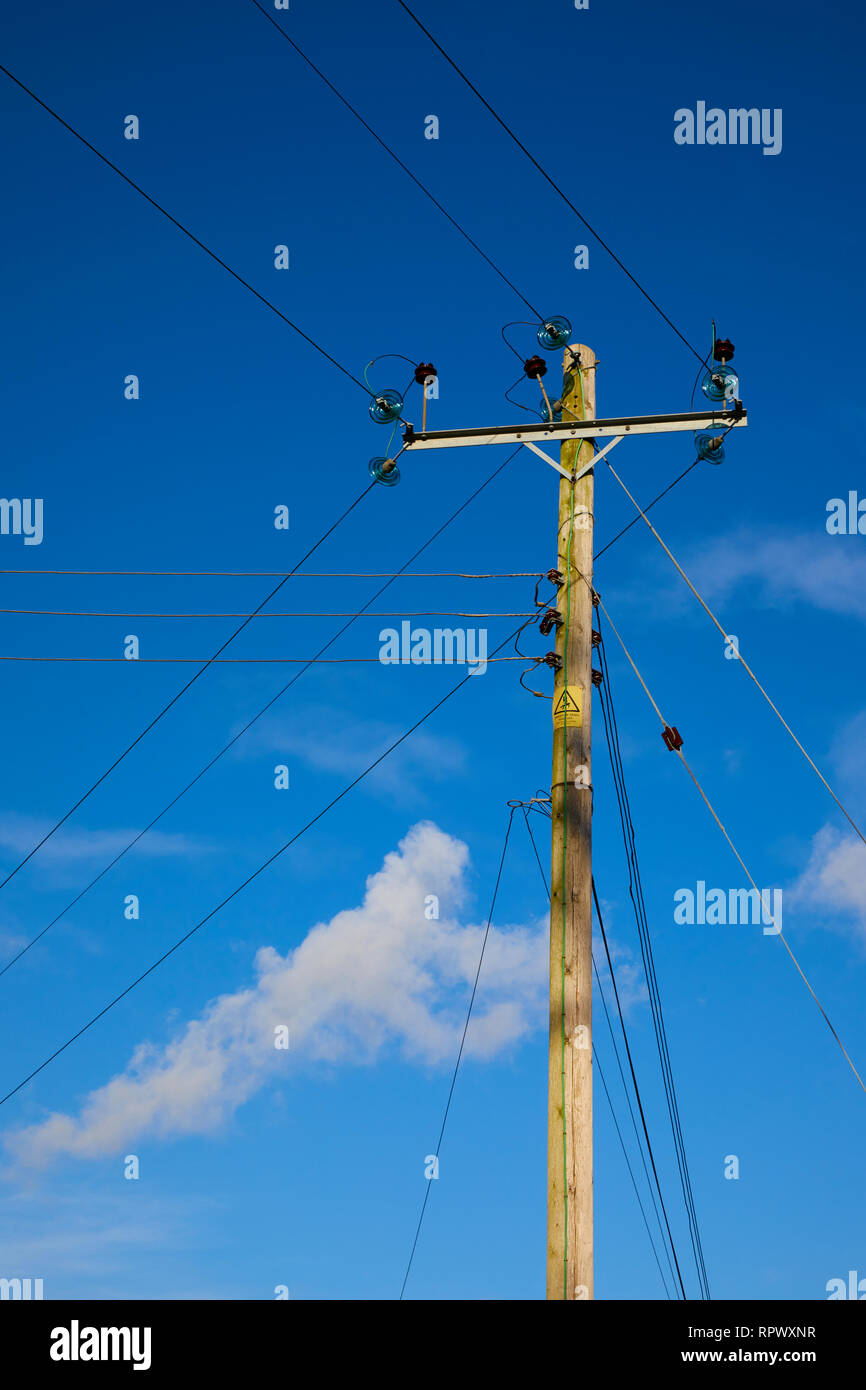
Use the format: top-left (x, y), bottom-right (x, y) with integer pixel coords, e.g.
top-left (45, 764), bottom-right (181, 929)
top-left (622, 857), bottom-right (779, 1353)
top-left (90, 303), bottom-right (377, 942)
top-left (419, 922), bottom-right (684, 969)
top-left (369, 457), bottom-right (401, 486)
top-left (695, 432), bottom-right (725, 465)
top-left (369, 389), bottom-right (404, 425)
top-left (542, 399), bottom-right (562, 422)
top-left (701, 365), bottom-right (739, 403)
top-left (537, 316), bottom-right (572, 351)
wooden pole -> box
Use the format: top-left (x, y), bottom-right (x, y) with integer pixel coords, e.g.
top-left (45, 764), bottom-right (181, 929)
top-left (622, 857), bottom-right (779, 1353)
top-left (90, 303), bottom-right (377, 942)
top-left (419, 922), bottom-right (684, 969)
top-left (547, 343), bottom-right (596, 1300)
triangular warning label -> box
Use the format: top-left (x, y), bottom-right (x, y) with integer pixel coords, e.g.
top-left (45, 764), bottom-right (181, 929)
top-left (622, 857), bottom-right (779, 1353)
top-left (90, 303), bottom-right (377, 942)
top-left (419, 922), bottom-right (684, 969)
top-left (553, 685), bottom-right (583, 726)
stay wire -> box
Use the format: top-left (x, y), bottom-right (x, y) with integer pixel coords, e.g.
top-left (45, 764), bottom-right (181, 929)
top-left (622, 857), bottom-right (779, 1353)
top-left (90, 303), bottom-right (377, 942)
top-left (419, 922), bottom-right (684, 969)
top-left (593, 461), bottom-right (699, 563)
top-left (596, 601), bottom-right (866, 1094)
top-left (399, 805), bottom-right (517, 1299)
top-left (0, 452), bottom-right (521, 980)
top-left (0, 485), bottom-right (374, 894)
top-left (604, 459), bottom-right (866, 853)
top-left (392, 0), bottom-right (705, 365)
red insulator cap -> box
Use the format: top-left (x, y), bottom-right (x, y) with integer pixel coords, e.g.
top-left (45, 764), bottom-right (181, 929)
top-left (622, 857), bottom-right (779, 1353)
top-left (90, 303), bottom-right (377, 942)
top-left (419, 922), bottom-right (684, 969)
top-left (524, 355), bottom-right (547, 379)
top-left (414, 362), bottom-right (437, 383)
top-left (713, 338), bottom-right (735, 362)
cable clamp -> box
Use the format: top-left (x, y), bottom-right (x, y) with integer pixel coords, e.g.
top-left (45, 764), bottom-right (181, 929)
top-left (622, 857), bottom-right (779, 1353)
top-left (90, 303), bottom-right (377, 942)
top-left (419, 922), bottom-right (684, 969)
top-left (662, 725), bottom-right (683, 751)
top-left (539, 607), bottom-right (563, 636)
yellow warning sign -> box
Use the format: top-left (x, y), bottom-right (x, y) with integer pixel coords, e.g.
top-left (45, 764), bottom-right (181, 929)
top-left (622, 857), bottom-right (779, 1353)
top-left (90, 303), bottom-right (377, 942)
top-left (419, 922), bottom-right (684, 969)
top-left (553, 685), bottom-right (583, 728)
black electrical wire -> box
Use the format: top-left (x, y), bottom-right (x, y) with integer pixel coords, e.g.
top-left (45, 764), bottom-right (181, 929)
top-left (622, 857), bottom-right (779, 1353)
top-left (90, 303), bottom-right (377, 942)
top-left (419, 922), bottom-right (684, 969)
top-left (592, 879), bottom-right (689, 1301)
top-left (0, 62), bottom-right (371, 395)
top-left (522, 807), bottom-right (681, 1299)
top-left (392, 1), bottom-right (705, 366)
top-left (596, 628), bottom-right (711, 1298)
top-left (0, 485), bottom-right (375, 895)
top-left (596, 634), bottom-right (709, 1299)
top-left (596, 662), bottom-right (708, 1297)
top-left (399, 805), bottom-right (517, 1299)
top-left (594, 414), bottom-right (740, 562)
top-left (592, 1039), bottom-right (673, 1300)
top-left (246, 0), bottom-right (542, 319)
top-left (0, 452), bottom-right (523, 980)
top-left (594, 462), bottom-right (699, 562)
top-left (0, 615), bottom-right (537, 1112)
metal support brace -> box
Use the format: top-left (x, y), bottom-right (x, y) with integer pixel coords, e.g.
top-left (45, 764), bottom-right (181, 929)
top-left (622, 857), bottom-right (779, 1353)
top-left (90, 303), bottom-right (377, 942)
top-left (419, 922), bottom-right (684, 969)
top-left (520, 432), bottom-right (625, 482)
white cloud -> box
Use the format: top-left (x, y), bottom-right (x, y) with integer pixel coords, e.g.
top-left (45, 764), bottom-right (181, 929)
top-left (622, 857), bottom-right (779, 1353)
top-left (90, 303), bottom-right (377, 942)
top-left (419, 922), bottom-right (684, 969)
top-left (684, 528), bottom-right (866, 621)
top-left (787, 825), bottom-right (866, 933)
top-left (4, 822), bottom-right (547, 1171)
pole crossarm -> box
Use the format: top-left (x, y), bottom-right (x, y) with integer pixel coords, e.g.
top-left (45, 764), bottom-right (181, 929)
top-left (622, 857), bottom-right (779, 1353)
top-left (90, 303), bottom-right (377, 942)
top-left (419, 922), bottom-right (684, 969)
top-left (401, 406), bottom-right (747, 451)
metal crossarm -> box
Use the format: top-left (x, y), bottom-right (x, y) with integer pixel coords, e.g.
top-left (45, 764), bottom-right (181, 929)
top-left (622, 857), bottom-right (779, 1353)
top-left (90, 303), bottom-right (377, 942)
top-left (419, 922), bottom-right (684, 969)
top-left (401, 406), bottom-right (747, 451)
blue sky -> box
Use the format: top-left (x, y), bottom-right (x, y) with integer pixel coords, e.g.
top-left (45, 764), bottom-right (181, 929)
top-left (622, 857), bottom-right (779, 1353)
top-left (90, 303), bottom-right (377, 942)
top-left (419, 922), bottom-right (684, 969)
top-left (0, 0), bottom-right (865, 1300)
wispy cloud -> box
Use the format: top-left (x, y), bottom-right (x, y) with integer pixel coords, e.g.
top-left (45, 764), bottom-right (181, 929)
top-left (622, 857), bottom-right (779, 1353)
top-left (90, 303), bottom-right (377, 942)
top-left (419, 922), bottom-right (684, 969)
top-left (787, 825), bottom-right (866, 936)
top-left (592, 927), bottom-right (648, 1017)
top-left (0, 815), bottom-right (211, 867)
top-left (4, 822), bottom-right (547, 1171)
top-left (828, 710), bottom-right (866, 799)
top-left (683, 527), bottom-right (866, 621)
top-left (238, 708), bottom-right (467, 802)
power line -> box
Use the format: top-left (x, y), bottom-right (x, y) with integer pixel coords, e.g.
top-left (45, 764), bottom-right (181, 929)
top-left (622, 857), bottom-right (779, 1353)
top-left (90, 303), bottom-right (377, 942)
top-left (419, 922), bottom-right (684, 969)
top-left (593, 461), bottom-right (699, 562)
top-left (0, 617), bottom-right (532, 1109)
top-left (0, 569), bottom-right (543, 579)
top-left (521, 807), bottom-right (679, 1299)
top-left (399, 806), bottom-right (517, 1299)
top-left (392, 0), bottom-right (705, 365)
top-left (592, 882), bottom-right (693, 1300)
top-left (246, 0), bottom-right (542, 319)
top-left (0, 486), bottom-right (374, 894)
top-left (0, 608), bottom-right (537, 619)
top-left (0, 654), bottom-right (527, 664)
top-left (0, 62), bottom-right (370, 395)
top-left (0, 452), bottom-right (526, 980)
top-left (596, 640), bottom-right (710, 1299)
top-left (592, 1040), bottom-right (673, 1300)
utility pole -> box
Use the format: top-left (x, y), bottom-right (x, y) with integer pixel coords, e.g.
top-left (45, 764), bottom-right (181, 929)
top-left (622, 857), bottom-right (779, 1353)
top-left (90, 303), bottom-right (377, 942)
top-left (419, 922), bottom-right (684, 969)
top-left (397, 342), bottom-right (745, 1300)
top-left (547, 343), bottom-right (596, 1300)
